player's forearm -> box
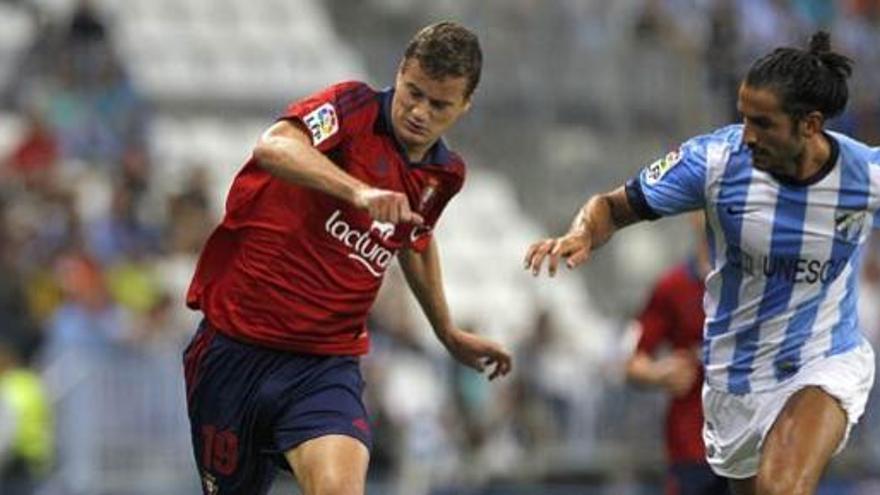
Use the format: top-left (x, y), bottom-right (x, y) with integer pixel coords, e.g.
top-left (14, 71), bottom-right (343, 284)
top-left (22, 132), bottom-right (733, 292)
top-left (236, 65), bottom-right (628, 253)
top-left (398, 242), bottom-right (455, 342)
top-left (254, 135), bottom-right (367, 205)
top-left (570, 187), bottom-right (639, 250)
top-left (625, 353), bottom-right (666, 387)
top-left (567, 194), bottom-right (616, 252)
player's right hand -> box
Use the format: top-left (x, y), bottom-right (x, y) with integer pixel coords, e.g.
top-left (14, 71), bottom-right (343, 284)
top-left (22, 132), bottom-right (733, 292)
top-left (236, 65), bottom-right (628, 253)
top-left (657, 350), bottom-right (699, 397)
top-left (524, 229), bottom-right (593, 277)
top-left (353, 187), bottom-right (424, 225)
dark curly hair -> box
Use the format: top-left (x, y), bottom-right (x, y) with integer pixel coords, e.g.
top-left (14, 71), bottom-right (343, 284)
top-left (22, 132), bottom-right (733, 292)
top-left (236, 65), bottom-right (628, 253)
top-left (403, 21), bottom-right (482, 99)
top-left (744, 31), bottom-right (853, 122)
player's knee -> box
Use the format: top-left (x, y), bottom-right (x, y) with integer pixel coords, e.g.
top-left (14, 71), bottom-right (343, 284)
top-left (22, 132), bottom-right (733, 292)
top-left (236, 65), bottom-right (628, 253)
top-left (303, 469), bottom-right (364, 495)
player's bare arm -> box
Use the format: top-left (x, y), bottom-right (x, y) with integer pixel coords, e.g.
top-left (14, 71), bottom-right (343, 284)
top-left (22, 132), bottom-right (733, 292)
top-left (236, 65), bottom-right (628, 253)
top-left (626, 350), bottom-right (699, 398)
top-left (254, 120), bottom-right (423, 225)
top-left (398, 240), bottom-right (512, 380)
top-left (524, 185), bottom-right (642, 277)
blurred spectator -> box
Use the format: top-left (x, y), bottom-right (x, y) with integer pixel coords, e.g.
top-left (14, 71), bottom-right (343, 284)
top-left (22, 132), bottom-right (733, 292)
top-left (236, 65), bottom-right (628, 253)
top-left (125, 292), bottom-right (191, 353)
top-left (513, 310), bottom-right (575, 451)
top-left (703, 0), bottom-right (741, 123)
top-left (41, 252), bottom-right (134, 357)
top-left (735, 0), bottom-right (803, 62)
top-left (847, 0), bottom-right (880, 17)
top-left (104, 256), bottom-right (162, 315)
top-left (371, 324), bottom-right (454, 495)
top-left (89, 50), bottom-right (149, 165)
top-left (6, 184), bottom-right (82, 270)
top-left (0, 198), bottom-right (43, 362)
top-left (2, 107), bottom-right (58, 183)
top-left (791, 0), bottom-right (836, 27)
top-left (0, 337), bottom-right (52, 495)
top-left (66, 0), bottom-right (107, 46)
top-left (624, 216), bottom-right (727, 495)
top-left (153, 167), bottom-right (214, 329)
top-left (85, 180), bottom-right (160, 265)
top-left (830, 2), bottom-right (880, 143)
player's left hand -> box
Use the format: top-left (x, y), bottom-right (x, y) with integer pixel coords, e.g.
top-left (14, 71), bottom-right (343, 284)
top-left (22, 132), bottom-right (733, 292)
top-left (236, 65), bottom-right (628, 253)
top-left (443, 329), bottom-right (512, 380)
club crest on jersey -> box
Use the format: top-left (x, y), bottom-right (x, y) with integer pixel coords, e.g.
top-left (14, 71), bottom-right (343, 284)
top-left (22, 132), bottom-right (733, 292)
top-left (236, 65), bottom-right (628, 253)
top-left (644, 149), bottom-right (682, 185)
top-left (834, 209), bottom-right (867, 243)
top-left (418, 178), bottom-right (440, 212)
top-left (303, 102), bottom-right (339, 146)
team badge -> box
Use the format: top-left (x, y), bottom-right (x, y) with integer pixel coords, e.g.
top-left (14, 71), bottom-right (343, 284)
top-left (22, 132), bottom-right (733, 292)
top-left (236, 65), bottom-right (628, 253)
top-left (418, 177), bottom-right (440, 212)
top-left (644, 149), bottom-right (682, 185)
top-left (834, 209), bottom-right (867, 243)
top-left (303, 102), bottom-right (339, 146)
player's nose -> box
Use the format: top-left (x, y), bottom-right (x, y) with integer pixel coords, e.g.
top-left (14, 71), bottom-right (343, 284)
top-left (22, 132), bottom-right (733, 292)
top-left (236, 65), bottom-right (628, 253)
top-left (742, 126), bottom-right (757, 148)
top-left (410, 101), bottom-right (429, 122)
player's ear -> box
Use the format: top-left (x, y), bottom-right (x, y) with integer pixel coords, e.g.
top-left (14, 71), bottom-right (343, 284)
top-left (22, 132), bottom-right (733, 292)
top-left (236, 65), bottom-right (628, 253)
top-left (802, 110), bottom-right (824, 137)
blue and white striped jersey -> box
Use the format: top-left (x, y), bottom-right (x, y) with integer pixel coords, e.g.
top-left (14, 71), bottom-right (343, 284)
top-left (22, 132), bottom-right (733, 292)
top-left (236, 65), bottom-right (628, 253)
top-left (627, 124), bottom-right (880, 393)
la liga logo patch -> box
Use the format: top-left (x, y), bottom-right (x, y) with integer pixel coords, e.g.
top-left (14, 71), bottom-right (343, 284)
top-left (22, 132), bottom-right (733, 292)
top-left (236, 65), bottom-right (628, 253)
top-left (644, 149), bottom-right (682, 185)
top-left (304, 102), bottom-right (339, 146)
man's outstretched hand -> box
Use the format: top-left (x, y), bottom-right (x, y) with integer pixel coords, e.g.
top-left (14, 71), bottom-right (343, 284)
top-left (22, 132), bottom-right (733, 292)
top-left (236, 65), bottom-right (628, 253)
top-left (524, 229), bottom-right (593, 277)
top-left (442, 329), bottom-right (512, 380)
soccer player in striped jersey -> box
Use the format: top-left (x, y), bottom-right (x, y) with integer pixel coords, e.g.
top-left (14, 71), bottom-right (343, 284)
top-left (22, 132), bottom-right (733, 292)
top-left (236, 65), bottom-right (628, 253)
top-left (526, 31), bottom-right (875, 495)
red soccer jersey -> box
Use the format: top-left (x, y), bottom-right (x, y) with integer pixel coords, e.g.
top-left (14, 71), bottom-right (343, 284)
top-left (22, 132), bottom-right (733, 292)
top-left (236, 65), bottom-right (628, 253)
top-left (635, 260), bottom-right (706, 464)
top-left (186, 81), bottom-right (465, 355)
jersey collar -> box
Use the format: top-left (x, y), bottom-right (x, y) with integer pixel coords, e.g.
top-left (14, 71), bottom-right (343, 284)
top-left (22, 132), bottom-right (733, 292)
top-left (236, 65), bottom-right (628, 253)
top-left (377, 88), bottom-right (452, 167)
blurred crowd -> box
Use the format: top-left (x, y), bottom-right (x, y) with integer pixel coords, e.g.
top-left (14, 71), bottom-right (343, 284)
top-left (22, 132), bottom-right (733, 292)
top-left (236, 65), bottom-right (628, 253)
top-left (0, 1), bottom-right (879, 494)
top-left (0, 1), bottom-right (212, 492)
top-left (626, 0), bottom-right (880, 140)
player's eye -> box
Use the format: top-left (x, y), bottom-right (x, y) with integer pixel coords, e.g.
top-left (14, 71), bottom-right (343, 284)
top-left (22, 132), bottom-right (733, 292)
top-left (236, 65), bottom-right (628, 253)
top-left (408, 86), bottom-right (424, 100)
top-left (743, 116), bottom-right (771, 130)
top-left (430, 101), bottom-right (448, 111)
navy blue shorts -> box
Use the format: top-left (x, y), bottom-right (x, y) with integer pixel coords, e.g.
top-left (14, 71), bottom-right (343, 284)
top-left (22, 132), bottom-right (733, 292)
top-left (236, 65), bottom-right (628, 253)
top-left (183, 321), bottom-right (371, 495)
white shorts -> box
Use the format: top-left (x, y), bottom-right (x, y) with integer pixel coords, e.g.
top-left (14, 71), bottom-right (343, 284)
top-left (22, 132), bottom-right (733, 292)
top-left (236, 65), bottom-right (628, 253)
top-left (702, 340), bottom-right (875, 479)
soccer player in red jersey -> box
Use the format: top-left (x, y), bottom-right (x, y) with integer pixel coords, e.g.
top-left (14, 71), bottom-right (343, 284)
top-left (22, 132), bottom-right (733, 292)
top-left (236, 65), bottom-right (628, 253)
top-left (626, 219), bottom-right (728, 495)
top-left (183, 22), bottom-right (512, 495)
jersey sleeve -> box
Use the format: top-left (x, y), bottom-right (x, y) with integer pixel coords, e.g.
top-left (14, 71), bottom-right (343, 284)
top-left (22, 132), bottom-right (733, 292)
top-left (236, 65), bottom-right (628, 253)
top-left (635, 281), bottom-right (674, 355)
top-left (408, 165), bottom-right (465, 253)
top-left (625, 136), bottom-right (709, 220)
top-left (279, 81), bottom-right (374, 153)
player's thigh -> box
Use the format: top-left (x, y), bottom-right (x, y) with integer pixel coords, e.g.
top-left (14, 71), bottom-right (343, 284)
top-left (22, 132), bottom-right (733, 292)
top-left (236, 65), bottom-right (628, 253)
top-left (286, 434), bottom-right (369, 495)
top-left (184, 326), bottom-right (280, 495)
top-left (757, 386), bottom-right (847, 491)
